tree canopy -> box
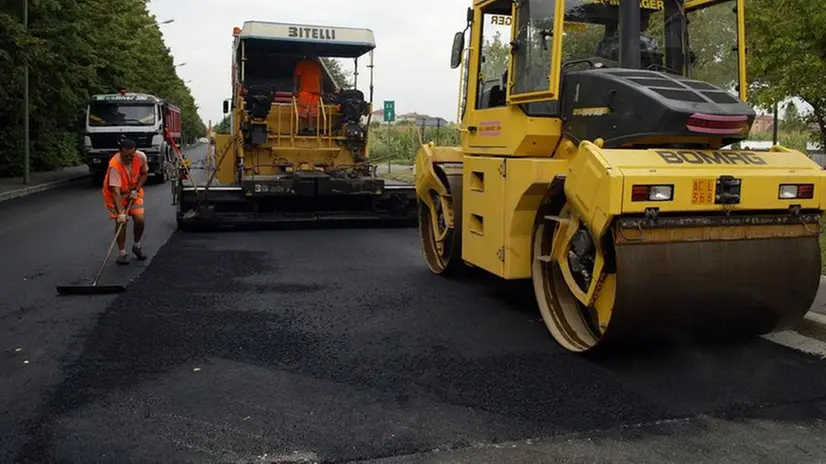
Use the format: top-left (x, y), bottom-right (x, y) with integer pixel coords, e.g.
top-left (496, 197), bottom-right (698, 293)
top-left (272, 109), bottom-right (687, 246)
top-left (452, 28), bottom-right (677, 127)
top-left (481, 31), bottom-right (509, 83)
top-left (747, 0), bottom-right (826, 148)
top-left (783, 102), bottom-right (809, 132)
top-left (0, 0), bottom-right (206, 177)
top-left (214, 115), bottom-right (231, 135)
top-left (322, 57), bottom-right (354, 89)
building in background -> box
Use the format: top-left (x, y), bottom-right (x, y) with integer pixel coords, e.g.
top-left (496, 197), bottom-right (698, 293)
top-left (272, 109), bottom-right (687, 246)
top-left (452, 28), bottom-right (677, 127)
top-left (370, 110), bottom-right (450, 127)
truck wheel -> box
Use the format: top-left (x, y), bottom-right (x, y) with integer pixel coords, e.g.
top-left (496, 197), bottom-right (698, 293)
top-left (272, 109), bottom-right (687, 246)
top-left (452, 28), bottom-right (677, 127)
top-left (151, 160), bottom-right (167, 185)
top-left (161, 149), bottom-right (175, 184)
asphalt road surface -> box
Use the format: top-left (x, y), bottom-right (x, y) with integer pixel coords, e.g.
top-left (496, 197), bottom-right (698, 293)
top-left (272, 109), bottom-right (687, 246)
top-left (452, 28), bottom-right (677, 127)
top-left (0, 146), bottom-right (196, 460)
top-left (2, 146), bottom-right (826, 463)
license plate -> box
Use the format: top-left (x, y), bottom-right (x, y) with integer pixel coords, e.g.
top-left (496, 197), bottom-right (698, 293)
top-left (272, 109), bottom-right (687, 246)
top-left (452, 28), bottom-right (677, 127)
top-left (692, 179), bottom-right (715, 205)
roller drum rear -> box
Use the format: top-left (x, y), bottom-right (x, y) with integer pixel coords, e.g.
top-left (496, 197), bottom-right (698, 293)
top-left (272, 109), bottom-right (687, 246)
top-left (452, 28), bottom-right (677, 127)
top-left (605, 236), bottom-right (821, 344)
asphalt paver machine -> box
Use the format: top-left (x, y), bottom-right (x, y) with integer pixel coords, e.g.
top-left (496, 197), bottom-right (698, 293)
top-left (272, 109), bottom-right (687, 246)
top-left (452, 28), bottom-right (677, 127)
top-left (176, 21), bottom-right (417, 229)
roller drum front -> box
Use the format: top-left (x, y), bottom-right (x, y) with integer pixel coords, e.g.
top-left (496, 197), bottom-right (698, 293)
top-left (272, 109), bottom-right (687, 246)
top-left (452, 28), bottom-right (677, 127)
top-left (534, 210), bottom-right (822, 353)
top-left (606, 236), bottom-right (821, 343)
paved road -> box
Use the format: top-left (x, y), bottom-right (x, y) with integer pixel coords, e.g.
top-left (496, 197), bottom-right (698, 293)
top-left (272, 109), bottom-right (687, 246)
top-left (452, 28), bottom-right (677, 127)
top-left (0, 146), bottom-right (193, 461)
top-left (2, 145), bottom-right (826, 463)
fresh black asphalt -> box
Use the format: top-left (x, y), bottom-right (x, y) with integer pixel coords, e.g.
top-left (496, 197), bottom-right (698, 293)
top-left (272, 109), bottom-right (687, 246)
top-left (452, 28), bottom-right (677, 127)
top-left (2, 145), bottom-right (826, 463)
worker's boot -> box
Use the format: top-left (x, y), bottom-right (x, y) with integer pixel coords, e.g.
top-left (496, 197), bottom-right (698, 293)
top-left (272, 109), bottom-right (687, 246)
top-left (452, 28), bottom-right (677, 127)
top-left (132, 245), bottom-right (148, 261)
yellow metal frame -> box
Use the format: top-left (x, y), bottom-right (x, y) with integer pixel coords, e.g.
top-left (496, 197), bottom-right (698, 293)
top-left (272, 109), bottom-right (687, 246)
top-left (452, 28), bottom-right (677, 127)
top-left (685, 0), bottom-right (733, 10)
top-left (218, 72), bottom-right (369, 184)
top-left (459, 0), bottom-right (565, 157)
top-left (455, 46), bottom-right (471, 124)
top-left (736, 0), bottom-right (747, 101)
top-left (506, 0), bottom-right (567, 104)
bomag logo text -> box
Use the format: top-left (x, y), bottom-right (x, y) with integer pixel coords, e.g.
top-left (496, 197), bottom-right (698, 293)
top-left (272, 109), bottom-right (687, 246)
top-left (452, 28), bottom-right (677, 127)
top-left (656, 150), bottom-right (767, 165)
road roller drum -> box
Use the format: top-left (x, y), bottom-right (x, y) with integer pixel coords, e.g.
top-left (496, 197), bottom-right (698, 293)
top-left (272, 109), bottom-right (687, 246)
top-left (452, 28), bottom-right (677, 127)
top-left (533, 206), bottom-right (822, 352)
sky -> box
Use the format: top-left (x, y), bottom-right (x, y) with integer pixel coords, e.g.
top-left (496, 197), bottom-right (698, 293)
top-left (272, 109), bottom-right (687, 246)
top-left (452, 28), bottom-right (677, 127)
top-left (146, 0), bottom-right (475, 127)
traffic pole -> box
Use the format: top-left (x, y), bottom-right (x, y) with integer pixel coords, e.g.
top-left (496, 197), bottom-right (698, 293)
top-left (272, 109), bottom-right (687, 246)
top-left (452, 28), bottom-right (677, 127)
top-left (23, 0), bottom-right (30, 185)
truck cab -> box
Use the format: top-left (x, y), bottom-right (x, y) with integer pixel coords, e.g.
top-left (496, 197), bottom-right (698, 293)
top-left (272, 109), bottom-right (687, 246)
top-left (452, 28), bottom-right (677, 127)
top-left (81, 91), bottom-right (182, 184)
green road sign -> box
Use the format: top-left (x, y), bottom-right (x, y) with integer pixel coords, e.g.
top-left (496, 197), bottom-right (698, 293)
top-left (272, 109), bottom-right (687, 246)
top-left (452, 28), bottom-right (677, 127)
top-left (383, 100), bottom-right (395, 122)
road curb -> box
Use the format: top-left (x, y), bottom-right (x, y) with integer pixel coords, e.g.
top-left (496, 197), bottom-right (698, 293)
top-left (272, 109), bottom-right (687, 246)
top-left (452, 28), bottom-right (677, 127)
top-left (0, 172), bottom-right (91, 203)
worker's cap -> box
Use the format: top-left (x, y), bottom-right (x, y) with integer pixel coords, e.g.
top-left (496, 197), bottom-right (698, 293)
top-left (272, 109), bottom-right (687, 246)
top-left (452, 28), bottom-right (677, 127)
top-left (119, 138), bottom-right (136, 150)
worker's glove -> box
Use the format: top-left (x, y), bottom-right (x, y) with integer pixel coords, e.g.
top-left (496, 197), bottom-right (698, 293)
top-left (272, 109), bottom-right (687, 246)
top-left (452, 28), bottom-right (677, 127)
top-left (117, 213), bottom-right (128, 224)
top-left (129, 189), bottom-right (138, 200)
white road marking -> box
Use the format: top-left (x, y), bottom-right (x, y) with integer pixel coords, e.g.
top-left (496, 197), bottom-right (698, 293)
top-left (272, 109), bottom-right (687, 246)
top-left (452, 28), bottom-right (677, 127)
top-left (763, 331), bottom-right (826, 358)
top-left (805, 311), bottom-right (826, 326)
top-left (762, 312), bottom-right (826, 358)
top-left (263, 450), bottom-right (320, 463)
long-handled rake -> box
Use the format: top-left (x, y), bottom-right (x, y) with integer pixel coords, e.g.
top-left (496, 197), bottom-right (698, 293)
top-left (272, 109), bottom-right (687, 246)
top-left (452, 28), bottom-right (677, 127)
top-left (57, 199), bottom-right (135, 296)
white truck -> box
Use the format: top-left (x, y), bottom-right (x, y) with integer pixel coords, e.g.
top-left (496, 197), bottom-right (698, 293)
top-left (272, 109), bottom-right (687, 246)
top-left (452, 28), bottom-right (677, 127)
top-left (81, 91), bottom-right (182, 184)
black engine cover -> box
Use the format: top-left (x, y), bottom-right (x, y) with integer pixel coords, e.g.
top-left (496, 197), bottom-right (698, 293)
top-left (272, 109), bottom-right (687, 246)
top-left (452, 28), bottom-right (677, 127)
top-left (245, 85), bottom-right (274, 120)
top-left (339, 89), bottom-right (367, 124)
top-left (560, 69), bottom-right (756, 149)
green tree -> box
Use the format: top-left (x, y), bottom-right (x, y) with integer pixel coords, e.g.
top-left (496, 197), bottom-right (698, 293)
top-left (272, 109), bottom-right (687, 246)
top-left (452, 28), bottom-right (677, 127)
top-left (747, 0), bottom-right (826, 148)
top-left (783, 101), bottom-right (809, 132)
top-left (561, 23), bottom-right (605, 62)
top-left (214, 115), bottom-right (231, 134)
top-left (322, 57), bottom-right (354, 89)
top-left (481, 31), bottom-right (510, 82)
top-left (0, 0), bottom-right (205, 176)
top-left (683, 3), bottom-right (739, 91)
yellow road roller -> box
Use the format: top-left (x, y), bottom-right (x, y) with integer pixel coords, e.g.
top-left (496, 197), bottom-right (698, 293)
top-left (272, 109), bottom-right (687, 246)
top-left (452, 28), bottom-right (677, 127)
top-left (415, 0), bottom-right (826, 353)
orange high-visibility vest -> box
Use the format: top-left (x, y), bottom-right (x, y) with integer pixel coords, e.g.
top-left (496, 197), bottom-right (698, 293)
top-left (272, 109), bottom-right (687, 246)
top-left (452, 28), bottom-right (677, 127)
top-left (102, 152), bottom-right (144, 208)
top-left (295, 59), bottom-right (322, 95)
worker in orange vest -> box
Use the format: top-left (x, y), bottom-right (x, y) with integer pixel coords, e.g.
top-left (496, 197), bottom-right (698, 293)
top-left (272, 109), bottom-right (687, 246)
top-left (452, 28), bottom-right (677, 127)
top-left (102, 138), bottom-right (149, 264)
top-left (294, 56), bottom-right (322, 134)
